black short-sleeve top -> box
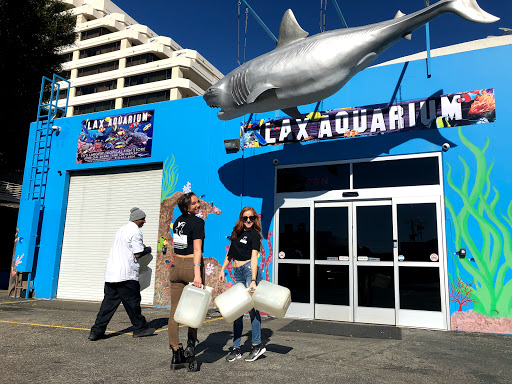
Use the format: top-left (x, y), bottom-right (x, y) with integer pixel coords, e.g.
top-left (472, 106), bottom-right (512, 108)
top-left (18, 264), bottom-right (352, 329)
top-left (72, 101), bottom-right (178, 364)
top-left (227, 229), bottom-right (261, 261)
top-left (173, 214), bottom-right (205, 255)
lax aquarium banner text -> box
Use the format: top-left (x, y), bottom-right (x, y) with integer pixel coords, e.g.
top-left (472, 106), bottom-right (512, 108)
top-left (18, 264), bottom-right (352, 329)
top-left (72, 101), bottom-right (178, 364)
top-left (76, 110), bottom-right (154, 164)
top-left (243, 89), bottom-right (495, 148)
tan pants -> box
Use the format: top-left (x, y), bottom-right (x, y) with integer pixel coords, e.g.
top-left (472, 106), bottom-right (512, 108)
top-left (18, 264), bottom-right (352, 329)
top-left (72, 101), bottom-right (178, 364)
top-left (168, 256), bottom-right (205, 349)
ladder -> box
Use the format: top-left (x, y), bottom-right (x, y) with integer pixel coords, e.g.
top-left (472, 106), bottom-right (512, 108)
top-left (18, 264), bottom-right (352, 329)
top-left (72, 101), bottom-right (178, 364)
top-left (28, 74), bottom-right (70, 202)
top-left (14, 74), bottom-right (70, 298)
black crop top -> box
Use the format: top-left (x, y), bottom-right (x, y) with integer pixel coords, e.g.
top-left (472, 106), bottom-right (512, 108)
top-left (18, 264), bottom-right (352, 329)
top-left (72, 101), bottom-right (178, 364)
top-left (227, 229), bottom-right (261, 261)
top-left (173, 214), bottom-right (205, 255)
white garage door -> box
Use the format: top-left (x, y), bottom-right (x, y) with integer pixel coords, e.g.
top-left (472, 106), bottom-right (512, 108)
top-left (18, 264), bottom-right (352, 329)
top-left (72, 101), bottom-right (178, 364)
top-left (57, 166), bottom-right (162, 305)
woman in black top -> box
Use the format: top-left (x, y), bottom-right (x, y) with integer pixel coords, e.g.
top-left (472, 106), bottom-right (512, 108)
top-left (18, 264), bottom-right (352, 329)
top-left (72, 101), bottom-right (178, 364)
top-left (218, 207), bottom-right (266, 362)
top-left (169, 192), bottom-right (205, 370)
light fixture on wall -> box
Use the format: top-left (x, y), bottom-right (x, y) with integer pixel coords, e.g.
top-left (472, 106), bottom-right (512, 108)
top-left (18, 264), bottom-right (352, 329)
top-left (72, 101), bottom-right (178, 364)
top-left (224, 139), bottom-right (240, 151)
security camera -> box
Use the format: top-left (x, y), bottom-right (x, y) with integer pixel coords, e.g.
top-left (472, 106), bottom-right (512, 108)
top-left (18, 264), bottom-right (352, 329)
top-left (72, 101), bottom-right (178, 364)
top-left (442, 143), bottom-right (450, 152)
top-left (272, 159), bottom-right (279, 165)
top-left (52, 125), bottom-right (61, 135)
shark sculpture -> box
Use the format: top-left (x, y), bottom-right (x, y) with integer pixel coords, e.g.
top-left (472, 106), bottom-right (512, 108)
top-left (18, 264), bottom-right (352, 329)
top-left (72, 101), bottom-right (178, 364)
top-left (204, 0), bottom-right (498, 121)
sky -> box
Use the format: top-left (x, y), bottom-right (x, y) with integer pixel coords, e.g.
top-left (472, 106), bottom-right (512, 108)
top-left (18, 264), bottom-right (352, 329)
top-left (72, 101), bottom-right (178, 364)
top-left (114, 0), bottom-right (512, 76)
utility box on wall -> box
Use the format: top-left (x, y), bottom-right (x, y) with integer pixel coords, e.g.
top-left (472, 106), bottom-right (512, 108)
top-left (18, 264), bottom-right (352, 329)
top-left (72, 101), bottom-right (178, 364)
top-left (14, 200), bottom-right (41, 273)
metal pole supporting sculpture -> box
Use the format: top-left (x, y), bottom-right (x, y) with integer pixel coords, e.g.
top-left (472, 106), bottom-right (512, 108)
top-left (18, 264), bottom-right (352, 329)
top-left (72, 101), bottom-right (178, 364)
top-left (203, 0), bottom-right (498, 121)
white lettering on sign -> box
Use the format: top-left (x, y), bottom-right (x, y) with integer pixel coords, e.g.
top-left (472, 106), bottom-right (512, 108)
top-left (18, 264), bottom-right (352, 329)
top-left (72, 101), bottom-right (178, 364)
top-left (420, 100), bottom-right (436, 125)
top-left (389, 105), bottom-right (404, 130)
top-left (353, 110), bottom-right (368, 133)
top-left (440, 95), bottom-right (462, 119)
top-left (370, 109), bottom-right (386, 132)
top-left (335, 111), bottom-right (349, 134)
top-left (264, 123), bottom-right (276, 144)
top-left (318, 118), bottom-right (332, 138)
top-left (279, 119), bottom-right (293, 141)
top-left (295, 118), bottom-right (310, 140)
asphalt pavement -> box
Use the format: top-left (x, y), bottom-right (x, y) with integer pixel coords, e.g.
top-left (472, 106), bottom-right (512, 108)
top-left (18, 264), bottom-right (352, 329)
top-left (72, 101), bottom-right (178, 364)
top-left (1, 290), bottom-right (511, 384)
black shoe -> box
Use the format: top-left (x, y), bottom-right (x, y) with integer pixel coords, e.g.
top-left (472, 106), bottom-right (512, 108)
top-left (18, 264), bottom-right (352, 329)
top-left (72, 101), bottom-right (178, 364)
top-left (170, 345), bottom-right (186, 370)
top-left (244, 344), bottom-right (266, 362)
top-left (88, 330), bottom-right (105, 341)
top-left (132, 327), bottom-right (156, 338)
top-left (184, 339), bottom-right (196, 358)
top-left (226, 347), bottom-right (242, 362)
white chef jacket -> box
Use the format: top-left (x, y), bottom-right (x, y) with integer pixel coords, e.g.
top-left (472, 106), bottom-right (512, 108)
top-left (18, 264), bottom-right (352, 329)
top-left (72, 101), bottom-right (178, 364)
top-left (104, 221), bottom-right (145, 283)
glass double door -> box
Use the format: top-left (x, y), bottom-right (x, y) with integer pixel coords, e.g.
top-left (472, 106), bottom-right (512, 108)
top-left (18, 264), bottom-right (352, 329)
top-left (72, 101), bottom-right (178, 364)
top-left (277, 198), bottom-right (447, 329)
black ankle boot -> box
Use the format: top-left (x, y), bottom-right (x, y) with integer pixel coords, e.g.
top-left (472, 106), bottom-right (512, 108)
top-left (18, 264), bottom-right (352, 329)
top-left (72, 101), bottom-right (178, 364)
top-left (170, 344), bottom-right (186, 370)
top-left (184, 339), bottom-right (196, 358)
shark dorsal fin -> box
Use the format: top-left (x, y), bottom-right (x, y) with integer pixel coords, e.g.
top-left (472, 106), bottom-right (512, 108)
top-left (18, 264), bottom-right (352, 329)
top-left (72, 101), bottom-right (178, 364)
top-left (394, 10), bottom-right (406, 18)
top-left (394, 10), bottom-right (411, 39)
top-left (276, 9), bottom-right (309, 49)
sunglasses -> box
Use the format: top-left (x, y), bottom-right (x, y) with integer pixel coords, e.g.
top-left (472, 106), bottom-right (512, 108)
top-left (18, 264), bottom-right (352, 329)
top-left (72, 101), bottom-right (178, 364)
top-left (243, 215), bottom-right (257, 222)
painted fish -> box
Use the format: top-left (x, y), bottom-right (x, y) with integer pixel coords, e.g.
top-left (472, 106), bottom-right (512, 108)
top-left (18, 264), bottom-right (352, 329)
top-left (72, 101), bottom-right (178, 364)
top-left (203, 0), bottom-right (498, 121)
top-left (128, 132), bottom-right (151, 145)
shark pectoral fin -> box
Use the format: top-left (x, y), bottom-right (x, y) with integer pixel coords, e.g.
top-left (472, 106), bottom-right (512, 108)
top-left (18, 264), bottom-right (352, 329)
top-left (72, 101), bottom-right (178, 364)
top-left (403, 33), bottom-right (412, 40)
top-left (276, 9), bottom-right (309, 49)
top-left (356, 53), bottom-right (378, 71)
top-left (281, 107), bottom-right (303, 119)
top-left (247, 84), bottom-right (278, 104)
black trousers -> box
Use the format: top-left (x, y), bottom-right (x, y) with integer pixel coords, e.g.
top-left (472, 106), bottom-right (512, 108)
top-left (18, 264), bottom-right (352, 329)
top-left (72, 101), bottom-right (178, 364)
top-left (91, 280), bottom-right (147, 333)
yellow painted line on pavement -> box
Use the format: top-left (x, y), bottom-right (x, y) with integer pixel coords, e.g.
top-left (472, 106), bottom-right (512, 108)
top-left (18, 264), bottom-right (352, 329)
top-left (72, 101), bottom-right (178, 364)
top-left (0, 316), bottom-right (225, 335)
top-left (0, 300), bottom-right (39, 305)
top-left (0, 320), bottom-right (126, 334)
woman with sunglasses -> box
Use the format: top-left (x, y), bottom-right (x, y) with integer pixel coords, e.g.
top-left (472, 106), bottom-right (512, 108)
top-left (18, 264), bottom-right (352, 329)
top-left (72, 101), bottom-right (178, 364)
top-left (218, 207), bottom-right (266, 362)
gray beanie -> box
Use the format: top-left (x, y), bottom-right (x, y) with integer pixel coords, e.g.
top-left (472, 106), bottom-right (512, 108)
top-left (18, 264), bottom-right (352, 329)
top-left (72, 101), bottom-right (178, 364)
top-left (129, 207), bottom-right (146, 221)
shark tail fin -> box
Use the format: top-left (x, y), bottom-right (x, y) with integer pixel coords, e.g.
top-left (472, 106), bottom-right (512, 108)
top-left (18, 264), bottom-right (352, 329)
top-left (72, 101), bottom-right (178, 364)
top-left (446, 0), bottom-right (499, 24)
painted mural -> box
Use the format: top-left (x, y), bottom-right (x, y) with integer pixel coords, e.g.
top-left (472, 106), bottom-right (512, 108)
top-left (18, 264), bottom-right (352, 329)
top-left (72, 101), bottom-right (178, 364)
top-left (154, 155), bottom-right (274, 307)
top-left (154, 155), bottom-right (224, 306)
top-left (446, 127), bottom-right (512, 333)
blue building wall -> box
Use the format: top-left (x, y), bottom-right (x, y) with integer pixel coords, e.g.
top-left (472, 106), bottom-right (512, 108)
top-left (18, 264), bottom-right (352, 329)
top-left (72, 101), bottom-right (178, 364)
top-left (14, 42), bottom-right (512, 332)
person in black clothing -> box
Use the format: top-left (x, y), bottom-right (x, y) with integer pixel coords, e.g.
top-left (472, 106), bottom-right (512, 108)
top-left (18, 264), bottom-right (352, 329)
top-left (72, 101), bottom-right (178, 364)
top-left (219, 206), bottom-right (266, 362)
top-left (168, 192), bottom-right (205, 370)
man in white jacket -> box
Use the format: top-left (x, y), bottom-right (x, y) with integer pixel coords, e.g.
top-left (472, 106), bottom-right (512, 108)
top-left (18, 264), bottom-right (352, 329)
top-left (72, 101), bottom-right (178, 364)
top-left (88, 207), bottom-right (155, 340)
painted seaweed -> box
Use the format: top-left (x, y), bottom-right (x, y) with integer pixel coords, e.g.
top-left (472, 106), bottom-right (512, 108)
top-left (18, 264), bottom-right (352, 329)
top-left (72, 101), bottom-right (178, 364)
top-left (161, 155), bottom-right (178, 202)
top-left (445, 127), bottom-right (512, 322)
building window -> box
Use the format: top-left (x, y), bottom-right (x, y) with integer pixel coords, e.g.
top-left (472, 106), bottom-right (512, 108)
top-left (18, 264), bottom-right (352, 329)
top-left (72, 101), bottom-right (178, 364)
top-left (77, 60), bottom-right (119, 77)
top-left (122, 90), bottom-right (169, 108)
top-left (124, 69), bottom-right (171, 87)
top-left (277, 164), bottom-right (350, 193)
top-left (80, 27), bottom-right (112, 41)
top-left (75, 80), bottom-right (117, 96)
top-left (353, 157), bottom-right (440, 189)
top-left (74, 100), bottom-right (116, 115)
top-left (60, 52), bottom-right (73, 62)
top-left (59, 70), bottom-right (71, 80)
top-left (58, 88), bottom-right (69, 100)
top-left (125, 53), bottom-right (160, 67)
top-left (79, 41), bottom-right (120, 59)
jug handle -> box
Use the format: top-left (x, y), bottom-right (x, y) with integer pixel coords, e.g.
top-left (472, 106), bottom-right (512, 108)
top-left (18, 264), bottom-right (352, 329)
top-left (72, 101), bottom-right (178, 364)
top-left (188, 282), bottom-right (212, 291)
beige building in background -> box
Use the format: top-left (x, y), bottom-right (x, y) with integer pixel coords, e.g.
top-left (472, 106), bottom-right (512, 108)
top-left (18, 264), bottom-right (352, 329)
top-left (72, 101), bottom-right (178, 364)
top-left (59, 0), bottom-right (223, 116)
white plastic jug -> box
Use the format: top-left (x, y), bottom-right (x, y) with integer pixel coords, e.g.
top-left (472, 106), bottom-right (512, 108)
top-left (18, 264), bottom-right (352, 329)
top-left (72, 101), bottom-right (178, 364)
top-left (173, 284), bottom-right (214, 328)
top-left (252, 280), bottom-right (291, 318)
top-left (214, 283), bottom-right (254, 323)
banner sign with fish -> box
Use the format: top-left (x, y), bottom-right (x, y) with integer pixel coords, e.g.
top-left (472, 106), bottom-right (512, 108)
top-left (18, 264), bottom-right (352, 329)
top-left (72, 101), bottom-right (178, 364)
top-left (242, 89), bottom-right (495, 148)
top-left (76, 110), bottom-right (154, 163)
